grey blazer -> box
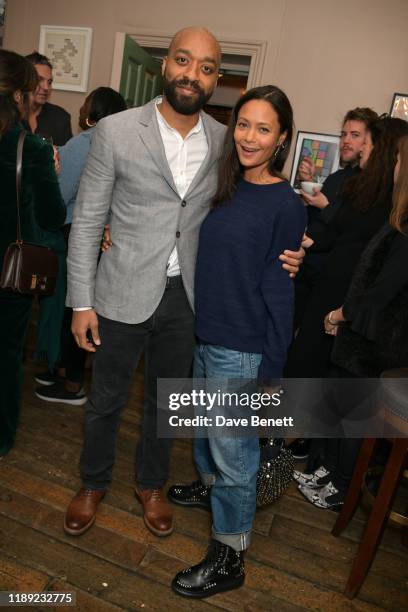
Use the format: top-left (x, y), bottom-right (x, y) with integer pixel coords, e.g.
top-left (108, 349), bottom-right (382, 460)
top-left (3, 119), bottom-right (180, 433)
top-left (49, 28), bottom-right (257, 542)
top-left (66, 98), bottom-right (226, 323)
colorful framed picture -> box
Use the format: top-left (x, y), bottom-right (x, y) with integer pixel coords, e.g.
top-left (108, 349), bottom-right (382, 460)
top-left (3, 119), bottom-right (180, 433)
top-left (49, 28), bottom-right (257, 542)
top-left (39, 25), bottom-right (93, 92)
top-left (290, 131), bottom-right (340, 191)
top-left (389, 93), bottom-right (408, 121)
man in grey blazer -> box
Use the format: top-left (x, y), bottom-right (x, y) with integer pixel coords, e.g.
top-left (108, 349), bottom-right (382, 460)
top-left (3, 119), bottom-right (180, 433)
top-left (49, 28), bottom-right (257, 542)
top-left (63, 26), bottom-right (302, 538)
top-left (64, 27), bottom-right (226, 538)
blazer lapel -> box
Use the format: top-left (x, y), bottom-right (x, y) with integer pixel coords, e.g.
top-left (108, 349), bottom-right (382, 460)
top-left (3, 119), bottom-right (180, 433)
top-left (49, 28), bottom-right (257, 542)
top-left (137, 99), bottom-right (178, 194)
top-left (185, 112), bottom-right (222, 198)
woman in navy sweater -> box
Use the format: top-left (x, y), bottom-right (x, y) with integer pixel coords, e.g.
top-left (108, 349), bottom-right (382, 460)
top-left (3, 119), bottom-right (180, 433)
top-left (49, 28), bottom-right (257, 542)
top-left (172, 86), bottom-right (306, 598)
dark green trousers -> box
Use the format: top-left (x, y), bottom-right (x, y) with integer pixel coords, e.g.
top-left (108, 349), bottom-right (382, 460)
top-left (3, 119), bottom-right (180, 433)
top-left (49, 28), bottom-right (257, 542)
top-left (0, 290), bottom-right (32, 456)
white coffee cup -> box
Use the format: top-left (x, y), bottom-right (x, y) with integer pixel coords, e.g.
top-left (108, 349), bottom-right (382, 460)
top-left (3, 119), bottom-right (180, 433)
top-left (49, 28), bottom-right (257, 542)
top-left (300, 181), bottom-right (323, 195)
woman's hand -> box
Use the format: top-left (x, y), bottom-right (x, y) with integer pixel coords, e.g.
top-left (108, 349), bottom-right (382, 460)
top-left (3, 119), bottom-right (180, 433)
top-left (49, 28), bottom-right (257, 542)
top-left (300, 189), bottom-right (329, 209)
top-left (101, 224), bottom-right (112, 252)
top-left (324, 306), bottom-right (345, 336)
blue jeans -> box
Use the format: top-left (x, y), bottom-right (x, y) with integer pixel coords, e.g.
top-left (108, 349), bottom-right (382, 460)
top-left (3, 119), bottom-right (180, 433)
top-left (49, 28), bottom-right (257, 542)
top-left (193, 343), bottom-right (262, 551)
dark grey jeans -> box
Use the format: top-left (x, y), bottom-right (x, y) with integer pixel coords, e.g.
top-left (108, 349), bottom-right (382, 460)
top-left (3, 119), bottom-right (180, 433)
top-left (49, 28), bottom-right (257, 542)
top-left (80, 277), bottom-right (195, 490)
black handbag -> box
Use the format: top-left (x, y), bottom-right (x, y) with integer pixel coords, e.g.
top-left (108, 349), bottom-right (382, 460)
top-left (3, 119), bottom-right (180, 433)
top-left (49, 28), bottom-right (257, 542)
top-left (256, 438), bottom-right (294, 507)
top-left (0, 131), bottom-right (59, 296)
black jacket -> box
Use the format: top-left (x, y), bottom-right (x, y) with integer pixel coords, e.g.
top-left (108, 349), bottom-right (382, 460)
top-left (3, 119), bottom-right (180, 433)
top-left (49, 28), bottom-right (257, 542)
top-left (0, 124), bottom-right (66, 266)
top-left (332, 223), bottom-right (408, 376)
top-left (34, 102), bottom-right (72, 146)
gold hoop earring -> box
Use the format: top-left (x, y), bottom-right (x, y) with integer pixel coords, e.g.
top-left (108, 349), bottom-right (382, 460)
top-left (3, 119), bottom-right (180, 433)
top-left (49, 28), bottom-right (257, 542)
top-left (85, 117), bottom-right (96, 128)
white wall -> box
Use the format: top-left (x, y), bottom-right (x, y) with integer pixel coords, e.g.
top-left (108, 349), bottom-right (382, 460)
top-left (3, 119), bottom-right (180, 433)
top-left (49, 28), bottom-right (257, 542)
top-left (4, 0), bottom-right (408, 154)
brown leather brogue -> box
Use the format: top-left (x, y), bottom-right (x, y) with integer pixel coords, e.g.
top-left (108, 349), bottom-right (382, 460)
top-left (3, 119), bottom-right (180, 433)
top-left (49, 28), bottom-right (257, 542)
top-left (63, 487), bottom-right (105, 536)
top-left (135, 487), bottom-right (174, 536)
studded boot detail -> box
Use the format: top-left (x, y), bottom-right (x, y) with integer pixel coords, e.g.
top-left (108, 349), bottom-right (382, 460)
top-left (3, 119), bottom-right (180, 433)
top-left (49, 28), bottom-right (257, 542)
top-left (171, 538), bottom-right (245, 598)
top-left (167, 479), bottom-right (212, 510)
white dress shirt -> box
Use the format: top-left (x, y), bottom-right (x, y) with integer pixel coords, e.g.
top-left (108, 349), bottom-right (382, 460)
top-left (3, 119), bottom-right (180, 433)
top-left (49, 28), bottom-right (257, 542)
top-left (74, 99), bottom-right (208, 309)
top-left (155, 99), bottom-right (208, 276)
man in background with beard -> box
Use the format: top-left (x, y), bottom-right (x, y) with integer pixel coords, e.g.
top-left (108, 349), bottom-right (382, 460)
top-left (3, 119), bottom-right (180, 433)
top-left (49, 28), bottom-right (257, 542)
top-left (64, 26), bottom-right (301, 538)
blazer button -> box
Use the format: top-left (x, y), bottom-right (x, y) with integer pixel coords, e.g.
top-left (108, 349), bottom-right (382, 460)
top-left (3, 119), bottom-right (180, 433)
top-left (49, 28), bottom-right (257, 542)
top-left (176, 231), bottom-right (180, 238)
top-left (181, 200), bottom-right (187, 207)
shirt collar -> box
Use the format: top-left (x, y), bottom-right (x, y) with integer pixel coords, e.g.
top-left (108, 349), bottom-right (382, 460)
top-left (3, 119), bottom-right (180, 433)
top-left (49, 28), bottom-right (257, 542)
top-left (155, 96), bottom-right (203, 137)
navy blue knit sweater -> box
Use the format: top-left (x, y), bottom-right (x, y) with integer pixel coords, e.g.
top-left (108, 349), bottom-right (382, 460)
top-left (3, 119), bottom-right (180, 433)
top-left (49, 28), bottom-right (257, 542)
top-left (195, 178), bottom-right (306, 382)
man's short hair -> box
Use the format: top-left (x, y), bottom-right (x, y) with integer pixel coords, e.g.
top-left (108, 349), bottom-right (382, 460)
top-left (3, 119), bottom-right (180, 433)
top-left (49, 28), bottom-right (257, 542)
top-left (343, 107), bottom-right (378, 127)
top-left (25, 51), bottom-right (53, 70)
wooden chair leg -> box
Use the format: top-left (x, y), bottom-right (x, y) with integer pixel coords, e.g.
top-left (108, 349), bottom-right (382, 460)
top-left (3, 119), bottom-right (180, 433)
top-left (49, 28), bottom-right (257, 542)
top-left (344, 438), bottom-right (408, 599)
top-left (332, 438), bottom-right (377, 537)
top-left (402, 500), bottom-right (408, 548)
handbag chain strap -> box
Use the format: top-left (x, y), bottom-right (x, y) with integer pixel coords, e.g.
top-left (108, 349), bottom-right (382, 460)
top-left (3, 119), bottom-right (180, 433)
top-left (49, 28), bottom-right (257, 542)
top-left (15, 130), bottom-right (26, 244)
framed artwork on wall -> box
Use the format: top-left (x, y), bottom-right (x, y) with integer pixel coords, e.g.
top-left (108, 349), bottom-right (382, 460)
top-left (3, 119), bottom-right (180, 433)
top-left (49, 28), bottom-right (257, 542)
top-left (389, 93), bottom-right (408, 121)
top-left (290, 131), bottom-right (340, 191)
top-left (39, 25), bottom-right (93, 92)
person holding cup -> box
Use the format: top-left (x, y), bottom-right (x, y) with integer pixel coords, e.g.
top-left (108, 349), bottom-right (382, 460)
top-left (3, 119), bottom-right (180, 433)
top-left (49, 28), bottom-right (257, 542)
top-left (298, 107), bottom-right (378, 224)
top-left (297, 133), bottom-right (408, 510)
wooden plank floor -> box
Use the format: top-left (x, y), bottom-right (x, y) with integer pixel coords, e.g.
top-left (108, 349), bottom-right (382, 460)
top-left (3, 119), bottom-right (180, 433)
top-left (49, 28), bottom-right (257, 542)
top-left (1, 349), bottom-right (408, 610)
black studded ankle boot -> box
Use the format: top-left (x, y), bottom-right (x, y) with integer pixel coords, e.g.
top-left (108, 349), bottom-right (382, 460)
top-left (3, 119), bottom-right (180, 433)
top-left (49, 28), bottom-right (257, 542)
top-left (171, 538), bottom-right (245, 598)
top-left (167, 479), bottom-right (211, 510)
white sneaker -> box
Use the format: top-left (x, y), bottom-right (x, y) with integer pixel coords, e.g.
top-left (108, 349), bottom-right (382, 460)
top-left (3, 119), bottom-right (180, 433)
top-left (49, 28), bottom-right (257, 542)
top-left (293, 465), bottom-right (330, 488)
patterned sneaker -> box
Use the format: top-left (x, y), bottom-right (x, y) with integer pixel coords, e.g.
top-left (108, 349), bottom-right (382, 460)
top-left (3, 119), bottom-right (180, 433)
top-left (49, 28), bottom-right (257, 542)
top-left (293, 465), bottom-right (330, 488)
top-left (298, 481), bottom-right (344, 511)
top-left (35, 382), bottom-right (87, 406)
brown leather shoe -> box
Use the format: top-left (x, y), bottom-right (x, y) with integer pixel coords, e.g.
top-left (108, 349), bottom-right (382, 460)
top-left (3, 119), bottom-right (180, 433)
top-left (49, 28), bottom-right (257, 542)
top-left (135, 487), bottom-right (174, 537)
top-left (63, 487), bottom-right (105, 536)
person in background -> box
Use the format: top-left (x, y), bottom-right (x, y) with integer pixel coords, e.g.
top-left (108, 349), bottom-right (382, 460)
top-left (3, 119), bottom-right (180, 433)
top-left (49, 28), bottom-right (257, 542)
top-left (289, 117), bottom-right (408, 506)
top-left (170, 85), bottom-right (306, 598)
top-left (25, 51), bottom-right (72, 146)
top-left (0, 49), bottom-right (65, 458)
top-left (34, 87), bottom-right (127, 405)
top-left (298, 133), bottom-right (408, 510)
top-left (288, 107), bottom-right (377, 461)
top-left (299, 107), bottom-right (378, 230)
top-left (288, 116), bottom-right (408, 380)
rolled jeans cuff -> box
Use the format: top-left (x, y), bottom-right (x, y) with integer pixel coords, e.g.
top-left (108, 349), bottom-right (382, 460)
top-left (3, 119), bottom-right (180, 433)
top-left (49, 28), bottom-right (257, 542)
top-left (212, 526), bottom-right (251, 551)
top-left (199, 471), bottom-right (216, 486)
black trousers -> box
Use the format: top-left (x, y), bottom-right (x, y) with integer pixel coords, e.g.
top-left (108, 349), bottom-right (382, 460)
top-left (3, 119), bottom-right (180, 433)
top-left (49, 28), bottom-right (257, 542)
top-left (306, 371), bottom-right (377, 494)
top-left (80, 277), bottom-right (195, 490)
top-left (0, 290), bottom-right (32, 456)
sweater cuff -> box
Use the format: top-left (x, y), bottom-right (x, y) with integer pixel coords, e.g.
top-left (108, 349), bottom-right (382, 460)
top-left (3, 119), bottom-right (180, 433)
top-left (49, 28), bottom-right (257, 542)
top-left (257, 357), bottom-right (283, 387)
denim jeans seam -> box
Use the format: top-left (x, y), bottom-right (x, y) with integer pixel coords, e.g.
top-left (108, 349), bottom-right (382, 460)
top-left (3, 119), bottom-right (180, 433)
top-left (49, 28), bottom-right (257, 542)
top-left (237, 436), bottom-right (251, 533)
top-left (249, 352), bottom-right (254, 377)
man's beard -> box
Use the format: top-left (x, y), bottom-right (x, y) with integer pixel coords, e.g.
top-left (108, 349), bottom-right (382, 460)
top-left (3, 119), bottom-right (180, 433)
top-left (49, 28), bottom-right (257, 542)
top-left (163, 75), bottom-right (213, 115)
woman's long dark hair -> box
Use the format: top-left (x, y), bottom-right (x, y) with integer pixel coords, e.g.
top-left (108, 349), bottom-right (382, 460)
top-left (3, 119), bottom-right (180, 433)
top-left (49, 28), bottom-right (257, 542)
top-left (213, 85), bottom-right (294, 206)
top-left (342, 116), bottom-right (408, 212)
top-left (0, 49), bottom-right (38, 135)
top-left (390, 134), bottom-right (408, 234)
